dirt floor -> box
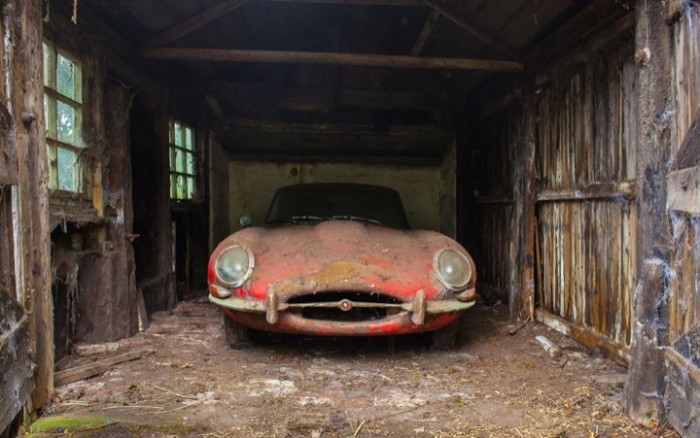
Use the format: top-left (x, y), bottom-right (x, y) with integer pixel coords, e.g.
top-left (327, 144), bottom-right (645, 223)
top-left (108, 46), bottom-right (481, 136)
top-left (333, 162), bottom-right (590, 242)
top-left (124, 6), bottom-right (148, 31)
top-left (32, 298), bottom-right (680, 438)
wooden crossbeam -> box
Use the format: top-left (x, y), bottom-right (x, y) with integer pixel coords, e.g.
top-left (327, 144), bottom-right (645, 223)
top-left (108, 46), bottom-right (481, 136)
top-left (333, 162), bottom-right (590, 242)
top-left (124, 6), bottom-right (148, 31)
top-left (146, 0), bottom-right (249, 48)
top-left (261, 0), bottom-right (423, 5)
top-left (144, 47), bottom-right (524, 71)
top-left (420, 0), bottom-right (520, 60)
top-left (411, 11), bottom-right (440, 56)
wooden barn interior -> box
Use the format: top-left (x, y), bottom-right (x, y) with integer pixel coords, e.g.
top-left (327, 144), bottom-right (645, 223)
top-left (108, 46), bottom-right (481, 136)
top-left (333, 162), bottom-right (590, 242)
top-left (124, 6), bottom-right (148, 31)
top-left (1, 0), bottom-right (699, 436)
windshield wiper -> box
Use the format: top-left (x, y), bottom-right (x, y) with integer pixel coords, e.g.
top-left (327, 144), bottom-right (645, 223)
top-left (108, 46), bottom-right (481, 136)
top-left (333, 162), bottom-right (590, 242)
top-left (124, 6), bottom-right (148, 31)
top-left (331, 215), bottom-right (382, 226)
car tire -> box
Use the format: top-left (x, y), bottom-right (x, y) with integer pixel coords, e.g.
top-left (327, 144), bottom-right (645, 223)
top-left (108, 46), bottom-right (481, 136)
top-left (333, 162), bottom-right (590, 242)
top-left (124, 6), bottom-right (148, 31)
top-left (430, 319), bottom-right (460, 350)
top-left (224, 315), bottom-right (254, 349)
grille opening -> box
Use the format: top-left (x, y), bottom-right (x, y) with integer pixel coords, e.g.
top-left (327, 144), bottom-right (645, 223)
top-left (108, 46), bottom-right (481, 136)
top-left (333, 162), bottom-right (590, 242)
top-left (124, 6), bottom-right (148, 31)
top-left (288, 292), bottom-right (402, 322)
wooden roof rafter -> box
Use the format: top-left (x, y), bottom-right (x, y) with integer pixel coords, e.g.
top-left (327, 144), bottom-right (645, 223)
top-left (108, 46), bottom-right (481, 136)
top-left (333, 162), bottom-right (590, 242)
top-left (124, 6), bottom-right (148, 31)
top-left (145, 0), bottom-right (250, 48)
top-left (419, 0), bottom-right (521, 60)
top-left (143, 47), bottom-right (524, 71)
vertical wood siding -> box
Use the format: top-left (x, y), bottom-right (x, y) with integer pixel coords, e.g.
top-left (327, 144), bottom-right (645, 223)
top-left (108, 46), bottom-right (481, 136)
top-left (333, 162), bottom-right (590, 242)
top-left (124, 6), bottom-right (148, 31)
top-left (668, 5), bottom-right (700, 343)
top-left (472, 109), bottom-right (521, 293)
top-left (535, 36), bottom-right (636, 348)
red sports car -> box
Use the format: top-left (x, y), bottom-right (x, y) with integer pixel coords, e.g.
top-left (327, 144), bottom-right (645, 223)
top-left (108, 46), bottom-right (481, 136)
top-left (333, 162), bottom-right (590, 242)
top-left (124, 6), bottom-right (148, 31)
top-left (208, 183), bottom-right (477, 348)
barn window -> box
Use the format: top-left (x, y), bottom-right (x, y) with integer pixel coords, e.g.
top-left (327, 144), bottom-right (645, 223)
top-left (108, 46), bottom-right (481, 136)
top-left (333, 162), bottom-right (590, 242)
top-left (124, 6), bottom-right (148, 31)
top-left (168, 120), bottom-right (197, 200)
top-left (43, 41), bottom-right (83, 193)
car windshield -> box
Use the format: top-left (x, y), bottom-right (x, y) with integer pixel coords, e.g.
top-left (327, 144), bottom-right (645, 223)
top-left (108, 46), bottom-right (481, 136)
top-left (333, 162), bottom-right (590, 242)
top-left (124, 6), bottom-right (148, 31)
top-left (264, 183), bottom-right (410, 229)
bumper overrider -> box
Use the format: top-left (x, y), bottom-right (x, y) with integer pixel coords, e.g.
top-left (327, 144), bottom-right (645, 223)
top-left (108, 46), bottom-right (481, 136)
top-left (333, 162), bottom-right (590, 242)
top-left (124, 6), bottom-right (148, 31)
top-left (209, 284), bottom-right (476, 330)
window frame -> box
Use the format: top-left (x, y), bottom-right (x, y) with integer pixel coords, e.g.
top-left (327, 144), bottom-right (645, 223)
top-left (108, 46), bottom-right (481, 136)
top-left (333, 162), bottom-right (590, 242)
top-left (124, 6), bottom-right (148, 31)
top-left (168, 119), bottom-right (198, 201)
top-left (43, 40), bottom-right (85, 195)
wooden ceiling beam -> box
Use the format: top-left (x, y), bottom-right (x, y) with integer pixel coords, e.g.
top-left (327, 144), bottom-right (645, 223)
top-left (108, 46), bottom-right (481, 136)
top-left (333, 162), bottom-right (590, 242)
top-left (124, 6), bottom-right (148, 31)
top-left (411, 11), bottom-right (440, 56)
top-left (259, 0), bottom-right (423, 5)
top-left (144, 47), bottom-right (524, 71)
top-left (420, 0), bottom-right (520, 60)
top-left (145, 0), bottom-right (249, 48)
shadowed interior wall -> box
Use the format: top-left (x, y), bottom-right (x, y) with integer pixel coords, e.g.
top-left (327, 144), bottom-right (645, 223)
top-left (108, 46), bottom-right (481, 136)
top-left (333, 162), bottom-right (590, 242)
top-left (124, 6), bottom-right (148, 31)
top-left (228, 161), bottom-right (451, 234)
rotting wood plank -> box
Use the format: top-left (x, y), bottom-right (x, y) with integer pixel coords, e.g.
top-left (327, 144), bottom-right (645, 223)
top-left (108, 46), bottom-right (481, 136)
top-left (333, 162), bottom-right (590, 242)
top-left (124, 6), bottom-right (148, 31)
top-left (0, 313), bottom-right (34, 434)
top-left (536, 181), bottom-right (636, 202)
top-left (145, 0), bottom-right (249, 48)
top-left (667, 166), bottom-right (700, 214)
top-left (666, 0), bottom-right (690, 22)
top-left (535, 309), bottom-right (632, 366)
top-left (11, 0), bottom-right (53, 413)
top-left (625, 0), bottom-right (674, 427)
top-left (144, 47), bottom-right (524, 71)
top-left (675, 107), bottom-right (700, 169)
top-left (54, 351), bottom-right (143, 387)
top-left (420, 0), bottom-right (520, 60)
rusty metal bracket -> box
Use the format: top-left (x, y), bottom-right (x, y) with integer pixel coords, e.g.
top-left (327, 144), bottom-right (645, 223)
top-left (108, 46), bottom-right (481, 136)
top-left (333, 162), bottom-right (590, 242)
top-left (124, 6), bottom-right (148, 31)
top-left (411, 290), bottom-right (426, 326)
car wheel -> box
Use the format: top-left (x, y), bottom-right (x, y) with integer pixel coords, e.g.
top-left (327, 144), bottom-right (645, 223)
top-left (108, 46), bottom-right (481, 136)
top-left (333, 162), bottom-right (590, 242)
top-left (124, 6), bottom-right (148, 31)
top-left (223, 315), bottom-right (253, 349)
top-left (430, 319), bottom-right (460, 350)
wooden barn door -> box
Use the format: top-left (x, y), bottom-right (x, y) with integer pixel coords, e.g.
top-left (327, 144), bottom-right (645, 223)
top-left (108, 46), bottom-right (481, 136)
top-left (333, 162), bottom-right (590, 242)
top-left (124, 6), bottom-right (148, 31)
top-left (532, 31), bottom-right (637, 367)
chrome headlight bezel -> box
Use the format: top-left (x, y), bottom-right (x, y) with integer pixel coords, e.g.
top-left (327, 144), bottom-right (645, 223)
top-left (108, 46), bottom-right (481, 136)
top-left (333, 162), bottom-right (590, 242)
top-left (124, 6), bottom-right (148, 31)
top-left (214, 245), bottom-right (255, 288)
top-left (433, 248), bottom-right (472, 291)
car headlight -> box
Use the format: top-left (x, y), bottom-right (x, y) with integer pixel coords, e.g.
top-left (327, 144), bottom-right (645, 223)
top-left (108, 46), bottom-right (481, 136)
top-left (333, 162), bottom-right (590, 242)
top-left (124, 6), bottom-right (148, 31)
top-left (215, 245), bottom-right (255, 288)
top-left (433, 249), bottom-right (472, 291)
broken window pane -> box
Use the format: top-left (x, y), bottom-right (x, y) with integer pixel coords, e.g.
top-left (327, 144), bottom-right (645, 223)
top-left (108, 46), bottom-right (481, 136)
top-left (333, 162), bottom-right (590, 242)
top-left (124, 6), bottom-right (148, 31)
top-left (57, 147), bottom-right (79, 192)
top-left (57, 54), bottom-right (76, 100)
top-left (57, 101), bottom-right (76, 144)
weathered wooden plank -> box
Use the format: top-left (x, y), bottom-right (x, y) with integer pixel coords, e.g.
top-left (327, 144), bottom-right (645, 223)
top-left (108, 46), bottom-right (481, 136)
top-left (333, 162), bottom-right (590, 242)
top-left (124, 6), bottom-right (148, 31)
top-left (625, 0), bottom-right (675, 426)
top-left (666, 0), bottom-right (687, 22)
top-left (11, 0), bottom-right (53, 412)
top-left (536, 181), bottom-right (636, 202)
top-left (145, 0), bottom-right (249, 48)
top-left (0, 313), bottom-right (34, 434)
top-left (668, 166), bottom-right (700, 213)
top-left (535, 309), bottom-right (632, 366)
top-left (675, 107), bottom-right (700, 169)
top-left (54, 351), bottom-right (143, 387)
top-left (144, 47), bottom-right (524, 71)
top-left (262, 0), bottom-right (422, 4)
top-left (665, 336), bottom-right (700, 438)
top-left (420, 0), bottom-right (519, 60)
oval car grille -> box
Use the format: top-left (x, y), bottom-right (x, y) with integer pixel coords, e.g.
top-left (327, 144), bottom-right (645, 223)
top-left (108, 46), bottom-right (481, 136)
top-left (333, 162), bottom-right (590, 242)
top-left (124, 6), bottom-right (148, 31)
top-left (287, 292), bottom-right (403, 322)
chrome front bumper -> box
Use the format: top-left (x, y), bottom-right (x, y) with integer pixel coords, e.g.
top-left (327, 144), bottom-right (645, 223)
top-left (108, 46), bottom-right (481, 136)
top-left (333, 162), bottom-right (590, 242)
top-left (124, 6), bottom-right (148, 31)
top-left (209, 285), bottom-right (476, 327)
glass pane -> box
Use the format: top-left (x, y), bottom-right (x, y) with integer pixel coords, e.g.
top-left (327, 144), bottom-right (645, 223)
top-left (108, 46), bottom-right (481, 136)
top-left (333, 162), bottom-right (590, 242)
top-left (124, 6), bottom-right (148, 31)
top-left (175, 175), bottom-right (185, 199)
top-left (57, 54), bottom-right (76, 99)
top-left (170, 175), bottom-right (177, 199)
top-left (185, 127), bottom-right (194, 151)
top-left (187, 177), bottom-right (196, 199)
top-left (174, 122), bottom-right (184, 147)
top-left (57, 100), bottom-right (76, 144)
top-left (186, 151), bottom-right (195, 175)
top-left (173, 147), bottom-right (183, 173)
top-left (57, 147), bottom-right (79, 192)
top-left (169, 147), bottom-right (175, 172)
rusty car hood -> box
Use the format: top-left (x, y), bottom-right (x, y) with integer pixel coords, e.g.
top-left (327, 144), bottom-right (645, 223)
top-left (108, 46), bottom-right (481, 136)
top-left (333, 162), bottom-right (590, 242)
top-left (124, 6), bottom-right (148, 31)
top-left (208, 220), bottom-right (474, 301)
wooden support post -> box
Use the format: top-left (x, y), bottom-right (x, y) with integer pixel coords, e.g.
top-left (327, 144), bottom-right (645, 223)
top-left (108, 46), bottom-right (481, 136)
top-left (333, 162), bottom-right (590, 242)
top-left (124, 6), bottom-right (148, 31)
top-left (624, 0), bottom-right (673, 426)
top-left (509, 92), bottom-right (536, 322)
top-left (10, 0), bottom-right (53, 413)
